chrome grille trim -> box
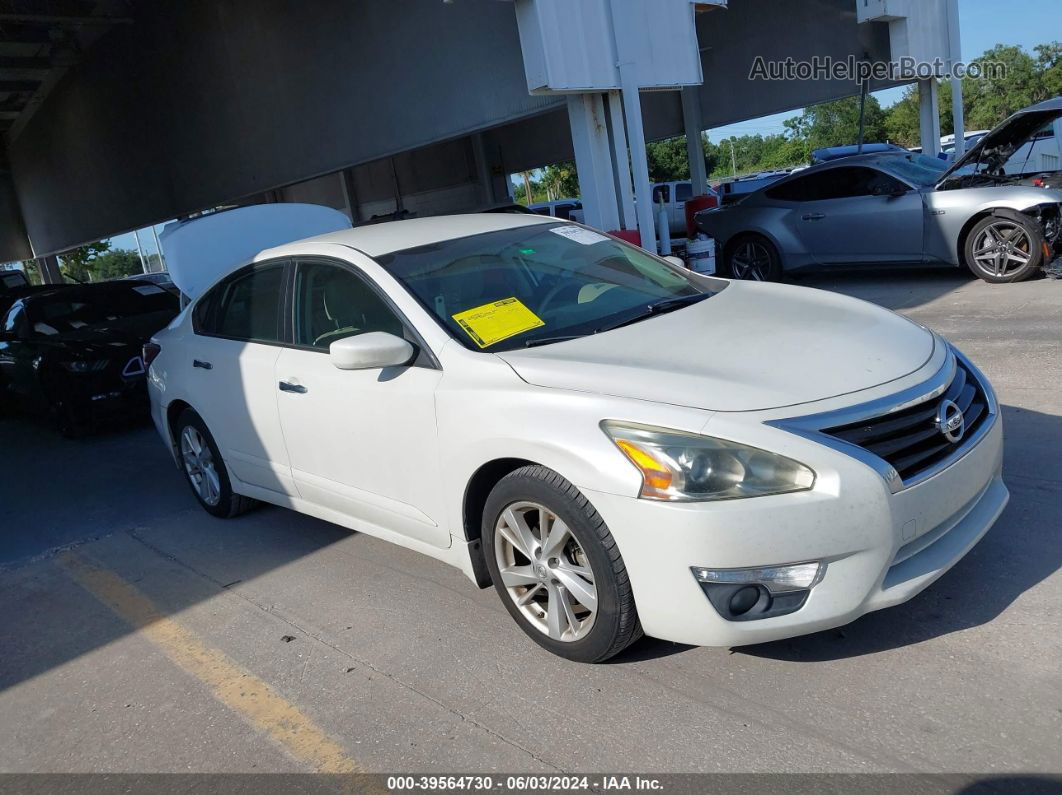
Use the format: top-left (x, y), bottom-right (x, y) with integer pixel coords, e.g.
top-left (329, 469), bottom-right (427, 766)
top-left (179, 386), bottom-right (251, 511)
top-left (769, 347), bottom-right (998, 494)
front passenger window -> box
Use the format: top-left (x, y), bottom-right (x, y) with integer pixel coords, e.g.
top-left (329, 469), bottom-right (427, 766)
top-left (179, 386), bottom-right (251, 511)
top-left (294, 261), bottom-right (405, 350)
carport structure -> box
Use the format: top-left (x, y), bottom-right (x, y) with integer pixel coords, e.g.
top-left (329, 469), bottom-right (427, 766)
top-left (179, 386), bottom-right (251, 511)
top-left (0, 0), bottom-right (959, 276)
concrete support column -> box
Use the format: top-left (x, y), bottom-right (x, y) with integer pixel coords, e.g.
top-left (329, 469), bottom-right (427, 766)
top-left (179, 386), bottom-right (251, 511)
top-left (919, 78), bottom-right (942, 158)
top-left (619, 79), bottom-right (656, 253)
top-left (38, 255), bottom-right (63, 284)
top-left (471, 132), bottom-right (495, 206)
top-left (606, 91), bottom-right (636, 230)
top-left (567, 93), bottom-right (620, 233)
top-left (945, 0), bottom-right (964, 155)
top-left (339, 168), bottom-right (360, 223)
top-left (681, 86), bottom-right (708, 196)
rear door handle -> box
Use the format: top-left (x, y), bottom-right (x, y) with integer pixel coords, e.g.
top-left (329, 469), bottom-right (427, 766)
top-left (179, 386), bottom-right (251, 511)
top-left (801, 213), bottom-right (826, 221)
top-left (193, 359), bottom-right (212, 370)
top-left (278, 380), bottom-right (307, 394)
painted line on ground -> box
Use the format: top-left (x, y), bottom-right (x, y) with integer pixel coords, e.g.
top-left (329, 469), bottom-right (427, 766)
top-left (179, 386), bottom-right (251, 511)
top-left (57, 549), bottom-right (363, 774)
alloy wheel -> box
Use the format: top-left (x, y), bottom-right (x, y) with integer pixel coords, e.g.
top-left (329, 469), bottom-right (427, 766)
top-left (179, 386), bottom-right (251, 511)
top-left (730, 240), bottom-right (772, 280)
top-left (493, 501), bottom-right (597, 642)
top-left (971, 221), bottom-right (1033, 278)
top-left (180, 425), bottom-right (221, 506)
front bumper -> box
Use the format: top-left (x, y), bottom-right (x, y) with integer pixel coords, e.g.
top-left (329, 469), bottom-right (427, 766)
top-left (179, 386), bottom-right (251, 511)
top-left (586, 413), bottom-right (1007, 648)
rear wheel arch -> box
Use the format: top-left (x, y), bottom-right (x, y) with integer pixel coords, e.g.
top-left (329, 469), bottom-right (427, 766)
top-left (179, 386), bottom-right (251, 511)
top-left (166, 399), bottom-right (192, 458)
top-left (724, 232), bottom-right (784, 280)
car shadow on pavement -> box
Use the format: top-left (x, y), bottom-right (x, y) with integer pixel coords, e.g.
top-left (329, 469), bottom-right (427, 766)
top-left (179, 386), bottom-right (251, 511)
top-left (791, 268), bottom-right (979, 312)
top-left (738, 403), bottom-right (1061, 663)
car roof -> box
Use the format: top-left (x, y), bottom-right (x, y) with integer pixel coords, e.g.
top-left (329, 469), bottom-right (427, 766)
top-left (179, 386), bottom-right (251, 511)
top-left (742, 152), bottom-right (938, 198)
top-left (261, 213), bottom-right (559, 259)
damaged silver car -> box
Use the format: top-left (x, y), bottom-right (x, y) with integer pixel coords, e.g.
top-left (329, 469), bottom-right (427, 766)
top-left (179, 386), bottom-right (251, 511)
top-left (696, 97), bottom-right (1062, 284)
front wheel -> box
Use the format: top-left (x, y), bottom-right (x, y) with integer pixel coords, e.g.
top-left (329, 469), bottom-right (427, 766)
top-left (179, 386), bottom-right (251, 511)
top-left (964, 214), bottom-right (1043, 283)
top-left (482, 465), bottom-right (641, 662)
top-left (725, 235), bottom-right (783, 281)
top-left (175, 408), bottom-right (257, 518)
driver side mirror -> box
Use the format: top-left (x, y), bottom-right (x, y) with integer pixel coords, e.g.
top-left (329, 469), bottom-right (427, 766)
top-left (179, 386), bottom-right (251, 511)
top-left (664, 255), bottom-right (686, 268)
top-left (330, 332), bottom-right (414, 370)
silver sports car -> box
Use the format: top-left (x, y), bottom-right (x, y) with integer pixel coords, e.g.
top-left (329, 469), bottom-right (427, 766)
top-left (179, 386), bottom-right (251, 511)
top-left (696, 97), bottom-right (1062, 283)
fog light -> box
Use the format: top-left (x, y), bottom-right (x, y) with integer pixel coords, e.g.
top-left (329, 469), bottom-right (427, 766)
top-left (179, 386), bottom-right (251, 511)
top-left (728, 586), bottom-right (761, 616)
top-left (691, 562), bottom-right (825, 594)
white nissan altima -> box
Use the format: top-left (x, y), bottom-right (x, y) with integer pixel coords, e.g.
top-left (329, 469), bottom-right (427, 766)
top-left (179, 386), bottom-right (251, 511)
top-left (146, 213), bottom-right (1008, 662)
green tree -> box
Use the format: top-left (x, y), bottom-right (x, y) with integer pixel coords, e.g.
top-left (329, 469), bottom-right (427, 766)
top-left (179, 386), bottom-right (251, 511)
top-left (705, 133), bottom-right (806, 178)
top-left (91, 248), bottom-right (143, 280)
top-left (884, 42), bottom-right (1062, 147)
top-left (784, 95), bottom-right (888, 152)
top-left (541, 161), bottom-right (579, 200)
top-left (20, 260), bottom-right (42, 285)
top-left (962, 44), bottom-right (1050, 130)
top-left (59, 240), bottom-right (110, 283)
top-left (645, 133), bottom-right (726, 183)
top-left (646, 137), bottom-right (692, 182)
top-left (884, 81), bottom-right (955, 148)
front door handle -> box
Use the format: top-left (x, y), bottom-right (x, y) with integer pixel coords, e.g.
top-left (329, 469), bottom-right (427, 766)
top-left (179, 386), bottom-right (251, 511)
top-left (801, 213), bottom-right (826, 221)
top-left (278, 380), bottom-right (307, 394)
top-left (193, 359), bottom-right (212, 370)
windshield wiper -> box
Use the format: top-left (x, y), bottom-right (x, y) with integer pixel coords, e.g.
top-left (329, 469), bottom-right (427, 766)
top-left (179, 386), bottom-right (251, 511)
top-left (521, 293), bottom-right (711, 349)
top-left (524, 334), bottom-right (584, 348)
top-left (595, 292), bottom-right (711, 333)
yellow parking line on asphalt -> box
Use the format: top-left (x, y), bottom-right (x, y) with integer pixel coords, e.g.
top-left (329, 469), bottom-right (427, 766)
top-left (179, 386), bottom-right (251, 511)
top-left (57, 549), bottom-right (363, 774)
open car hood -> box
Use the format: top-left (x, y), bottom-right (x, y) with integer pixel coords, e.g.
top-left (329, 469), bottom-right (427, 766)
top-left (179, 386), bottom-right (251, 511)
top-left (160, 204), bottom-right (351, 300)
top-left (939, 96), bottom-right (1062, 184)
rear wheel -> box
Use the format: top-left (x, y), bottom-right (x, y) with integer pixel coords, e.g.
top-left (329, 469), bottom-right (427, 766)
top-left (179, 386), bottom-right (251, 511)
top-left (964, 215), bottom-right (1043, 283)
top-left (175, 408), bottom-right (256, 518)
top-left (726, 235), bottom-right (783, 281)
top-left (482, 465), bottom-right (641, 662)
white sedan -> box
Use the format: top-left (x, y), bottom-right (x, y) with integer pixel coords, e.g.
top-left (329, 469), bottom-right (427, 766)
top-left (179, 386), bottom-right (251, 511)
top-left (146, 214), bottom-right (1008, 662)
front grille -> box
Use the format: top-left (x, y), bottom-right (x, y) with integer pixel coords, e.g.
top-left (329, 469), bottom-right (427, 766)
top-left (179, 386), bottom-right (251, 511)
top-left (822, 359), bottom-right (989, 483)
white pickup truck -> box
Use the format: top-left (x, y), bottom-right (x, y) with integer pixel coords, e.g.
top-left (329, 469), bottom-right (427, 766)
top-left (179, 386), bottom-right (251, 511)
top-left (569, 180), bottom-right (701, 237)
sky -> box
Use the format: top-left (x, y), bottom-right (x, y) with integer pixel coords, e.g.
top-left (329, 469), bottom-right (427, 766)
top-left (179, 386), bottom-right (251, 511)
top-left (708, 0), bottom-right (1061, 141)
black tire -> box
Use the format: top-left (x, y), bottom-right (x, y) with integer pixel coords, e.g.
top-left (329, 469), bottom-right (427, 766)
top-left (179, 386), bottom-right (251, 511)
top-left (482, 465), bottom-right (641, 663)
top-left (174, 408), bottom-right (257, 518)
top-left (725, 234), bottom-right (783, 281)
top-left (963, 213), bottom-right (1044, 283)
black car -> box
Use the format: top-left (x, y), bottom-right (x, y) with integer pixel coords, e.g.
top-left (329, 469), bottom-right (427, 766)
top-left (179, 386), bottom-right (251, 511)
top-left (0, 281), bottom-right (179, 434)
top-left (0, 269), bottom-right (51, 317)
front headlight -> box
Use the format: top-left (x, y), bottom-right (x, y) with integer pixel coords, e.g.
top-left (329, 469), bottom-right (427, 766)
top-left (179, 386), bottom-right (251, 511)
top-left (602, 421), bottom-right (815, 502)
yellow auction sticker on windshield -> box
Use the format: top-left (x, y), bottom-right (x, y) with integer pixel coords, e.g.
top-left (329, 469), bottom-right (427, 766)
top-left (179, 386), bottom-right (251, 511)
top-left (452, 297), bottom-right (545, 348)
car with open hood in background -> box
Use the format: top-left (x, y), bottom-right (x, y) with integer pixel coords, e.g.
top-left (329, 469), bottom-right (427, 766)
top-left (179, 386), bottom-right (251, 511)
top-left (145, 212), bottom-right (1006, 662)
top-left (696, 97), bottom-right (1062, 283)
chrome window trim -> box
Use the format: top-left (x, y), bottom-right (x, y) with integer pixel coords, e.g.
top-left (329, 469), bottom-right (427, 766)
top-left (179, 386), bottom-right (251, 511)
top-left (768, 346), bottom-right (998, 494)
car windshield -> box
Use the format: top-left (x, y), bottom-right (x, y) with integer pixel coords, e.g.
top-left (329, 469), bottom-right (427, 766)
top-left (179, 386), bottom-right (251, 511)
top-left (878, 154), bottom-right (948, 186)
top-left (375, 223), bottom-right (716, 351)
top-left (26, 285), bottom-right (177, 336)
